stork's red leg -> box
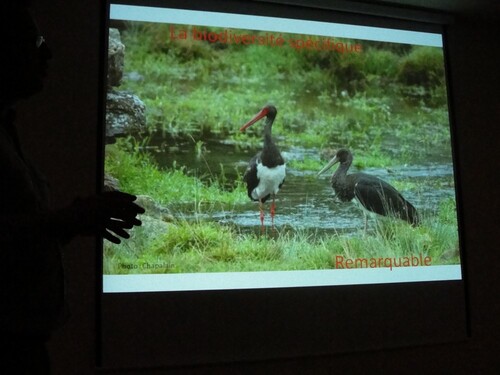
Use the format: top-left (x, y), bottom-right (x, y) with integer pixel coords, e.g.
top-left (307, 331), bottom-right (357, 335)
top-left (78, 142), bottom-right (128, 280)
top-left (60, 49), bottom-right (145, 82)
top-left (259, 199), bottom-right (265, 233)
top-left (270, 195), bottom-right (276, 230)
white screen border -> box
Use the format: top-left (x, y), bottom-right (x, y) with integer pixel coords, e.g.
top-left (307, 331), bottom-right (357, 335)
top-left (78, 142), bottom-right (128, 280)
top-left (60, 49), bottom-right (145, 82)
top-left (104, 266), bottom-right (462, 292)
top-left (110, 4), bottom-right (443, 46)
top-left (103, 3), bottom-right (460, 294)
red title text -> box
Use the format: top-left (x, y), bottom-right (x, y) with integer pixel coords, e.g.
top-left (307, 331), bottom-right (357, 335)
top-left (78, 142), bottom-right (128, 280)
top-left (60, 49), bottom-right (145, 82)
top-left (169, 26), bottom-right (363, 53)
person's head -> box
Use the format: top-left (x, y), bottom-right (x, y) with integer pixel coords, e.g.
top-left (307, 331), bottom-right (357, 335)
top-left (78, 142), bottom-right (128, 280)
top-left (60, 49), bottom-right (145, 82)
top-left (0, 0), bottom-right (51, 107)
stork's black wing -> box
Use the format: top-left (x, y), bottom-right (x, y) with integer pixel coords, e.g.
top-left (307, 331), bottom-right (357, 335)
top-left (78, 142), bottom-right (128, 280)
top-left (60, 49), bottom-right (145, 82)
top-left (243, 152), bottom-right (269, 202)
top-left (353, 175), bottom-right (419, 225)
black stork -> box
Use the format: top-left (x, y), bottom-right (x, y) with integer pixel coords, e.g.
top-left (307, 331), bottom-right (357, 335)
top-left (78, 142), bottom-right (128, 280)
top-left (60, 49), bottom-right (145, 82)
top-left (317, 148), bottom-right (419, 230)
top-left (240, 104), bottom-right (286, 232)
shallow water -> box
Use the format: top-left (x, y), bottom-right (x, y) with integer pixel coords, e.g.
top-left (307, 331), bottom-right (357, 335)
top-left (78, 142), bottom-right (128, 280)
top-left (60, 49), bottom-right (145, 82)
top-left (147, 136), bottom-right (457, 235)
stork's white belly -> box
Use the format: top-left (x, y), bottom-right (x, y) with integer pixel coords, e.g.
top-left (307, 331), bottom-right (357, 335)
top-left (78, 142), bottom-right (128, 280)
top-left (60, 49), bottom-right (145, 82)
top-left (251, 163), bottom-right (286, 200)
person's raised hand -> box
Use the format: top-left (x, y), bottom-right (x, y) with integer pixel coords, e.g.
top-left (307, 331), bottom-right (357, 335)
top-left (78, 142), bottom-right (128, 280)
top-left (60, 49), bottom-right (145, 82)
top-left (51, 191), bottom-right (145, 244)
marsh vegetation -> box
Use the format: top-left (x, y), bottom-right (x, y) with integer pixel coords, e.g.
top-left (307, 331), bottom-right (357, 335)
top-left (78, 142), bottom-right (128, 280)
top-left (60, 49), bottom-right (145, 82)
top-left (104, 22), bottom-right (460, 274)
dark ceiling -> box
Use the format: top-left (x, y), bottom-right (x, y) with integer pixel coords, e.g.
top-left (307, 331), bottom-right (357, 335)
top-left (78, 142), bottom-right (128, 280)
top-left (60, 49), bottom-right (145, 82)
top-left (262, 0), bottom-right (499, 17)
top-left (369, 0), bottom-right (498, 13)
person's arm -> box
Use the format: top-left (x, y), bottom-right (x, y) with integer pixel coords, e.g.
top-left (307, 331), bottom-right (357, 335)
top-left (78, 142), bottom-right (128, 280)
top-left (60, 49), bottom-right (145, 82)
top-left (0, 191), bottom-right (145, 246)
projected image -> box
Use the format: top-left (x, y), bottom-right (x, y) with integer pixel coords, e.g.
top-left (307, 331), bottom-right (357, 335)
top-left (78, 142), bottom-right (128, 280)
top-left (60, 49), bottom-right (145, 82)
top-left (103, 5), bottom-right (461, 291)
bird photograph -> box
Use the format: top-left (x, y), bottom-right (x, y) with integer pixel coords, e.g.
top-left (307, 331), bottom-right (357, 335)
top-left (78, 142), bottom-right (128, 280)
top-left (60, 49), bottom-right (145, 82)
top-left (102, 14), bottom-right (461, 276)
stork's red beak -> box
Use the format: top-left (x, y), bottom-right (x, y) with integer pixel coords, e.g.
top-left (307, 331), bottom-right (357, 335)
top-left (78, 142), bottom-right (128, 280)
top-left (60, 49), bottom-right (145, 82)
top-left (240, 107), bottom-right (269, 132)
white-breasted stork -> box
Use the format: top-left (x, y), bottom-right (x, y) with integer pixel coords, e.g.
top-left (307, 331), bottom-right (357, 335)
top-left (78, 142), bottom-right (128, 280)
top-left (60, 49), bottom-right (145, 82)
top-left (240, 104), bottom-right (286, 232)
top-left (317, 148), bottom-right (419, 230)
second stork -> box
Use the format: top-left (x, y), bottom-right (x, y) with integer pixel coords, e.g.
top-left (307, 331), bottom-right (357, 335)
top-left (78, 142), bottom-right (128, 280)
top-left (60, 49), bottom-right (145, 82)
top-left (318, 148), bottom-right (419, 230)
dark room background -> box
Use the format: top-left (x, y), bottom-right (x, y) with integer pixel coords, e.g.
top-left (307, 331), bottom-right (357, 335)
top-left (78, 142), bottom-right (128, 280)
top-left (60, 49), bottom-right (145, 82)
top-left (14, 0), bottom-right (499, 373)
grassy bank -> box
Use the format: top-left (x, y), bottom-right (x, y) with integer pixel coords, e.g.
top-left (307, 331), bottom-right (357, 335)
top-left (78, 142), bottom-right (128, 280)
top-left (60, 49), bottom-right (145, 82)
top-left (104, 197), bottom-right (459, 274)
top-left (105, 137), bottom-right (248, 206)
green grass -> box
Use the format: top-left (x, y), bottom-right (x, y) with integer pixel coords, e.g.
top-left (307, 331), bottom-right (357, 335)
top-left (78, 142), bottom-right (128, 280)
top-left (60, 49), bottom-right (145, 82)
top-left (287, 157), bottom-right (324, 171)
top-left (105, 137), bottom-right (247, 206)
top-left (104, 197), bottom-right (460, 275)
top-left (115, 22), bottom-right (452, 165)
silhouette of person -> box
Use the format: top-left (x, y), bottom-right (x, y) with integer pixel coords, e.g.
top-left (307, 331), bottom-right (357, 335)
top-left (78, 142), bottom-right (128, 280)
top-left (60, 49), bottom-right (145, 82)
top-left (0, 1), bottom-right (145, 373)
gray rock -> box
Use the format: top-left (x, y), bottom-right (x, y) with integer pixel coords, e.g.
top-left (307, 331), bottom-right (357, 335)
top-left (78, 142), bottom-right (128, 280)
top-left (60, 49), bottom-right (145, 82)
top-left (107, 28), bottom-right (125, 88)
top-left (105, 91), bottom-right (146, 138)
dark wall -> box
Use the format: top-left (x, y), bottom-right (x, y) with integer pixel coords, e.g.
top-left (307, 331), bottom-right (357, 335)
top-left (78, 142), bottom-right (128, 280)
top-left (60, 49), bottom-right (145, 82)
top-left (16, 1), bottom-right (499, 373)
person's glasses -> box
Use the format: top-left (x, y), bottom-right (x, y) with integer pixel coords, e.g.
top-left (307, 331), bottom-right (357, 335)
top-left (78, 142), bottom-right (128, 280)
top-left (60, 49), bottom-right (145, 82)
top-left (36, 35), bottom-right (46, 48)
